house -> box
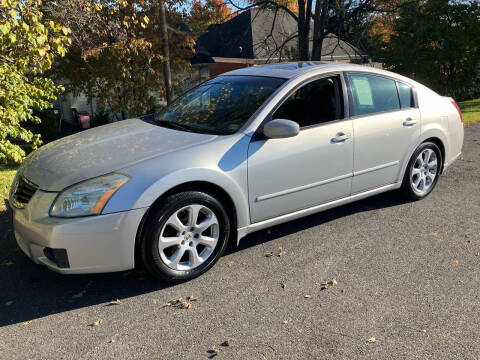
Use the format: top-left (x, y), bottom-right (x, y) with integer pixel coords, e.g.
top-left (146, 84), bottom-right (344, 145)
top-left (191, 8), bottom-right (368, 80)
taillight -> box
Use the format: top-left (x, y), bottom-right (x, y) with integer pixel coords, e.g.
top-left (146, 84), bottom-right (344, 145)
top-left (451, 100), bottom-right (463, 123)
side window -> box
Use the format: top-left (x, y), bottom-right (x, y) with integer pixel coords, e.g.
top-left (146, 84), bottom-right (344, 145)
top-left (272, 76), bottom-right (343, 128)
top-left (396, 81), bottom-right (414, 108)
top-left (348, 74), bottom-right (400, 116)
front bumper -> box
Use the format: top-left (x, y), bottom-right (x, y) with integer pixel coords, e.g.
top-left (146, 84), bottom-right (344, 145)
top-left (11, 190), bottom-right (148, 274)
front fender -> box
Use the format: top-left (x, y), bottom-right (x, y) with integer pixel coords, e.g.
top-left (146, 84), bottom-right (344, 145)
top-left (132, 168), bottom-right (250, 228)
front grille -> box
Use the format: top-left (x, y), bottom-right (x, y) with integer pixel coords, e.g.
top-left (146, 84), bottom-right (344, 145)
top-left (12, 175), bottom-right (38, 207)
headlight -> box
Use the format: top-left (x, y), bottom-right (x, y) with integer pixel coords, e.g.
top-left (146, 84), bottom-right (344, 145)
top-left (50, 173), bottom-right (129, 218)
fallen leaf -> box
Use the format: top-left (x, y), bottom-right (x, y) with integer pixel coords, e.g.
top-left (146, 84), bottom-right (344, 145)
top-left (21, 321), bottom-right (32, 326)
top-left (365, 337), bottom-right (376, 344)
top-left (452, 259), bottom-right (459, 266)
top-left (153, 299), bottom-right (158, 304)
top-left (72, 290), bottom-right (86, 299)
top-left (90, 320), bottom-right (102, 327)
top-left (320, 279), bottom-right (338, 290)
top-left (304, 294), bottom-right (312, 299)
top-left (280, 283), bottom-right (286, 289)
top-left (225, 261), bottom-right (232, 267)
top-left (187, 296), bottom-right (198, 302)
top-left (108, 299), bottom-right (123, 306)
top-left (109, 338), bottom-right (116, 343)
top-left (222, 338), bottom-right (232, 347)
top-left (265, 252), bottom-right (273, 258)
top-left (207, 346), bottom-right (220, 356)
top-left (431, 232), bottom-right (439, 237)
top-left (282, 320), bottom-right (289, 324)
top-left (165, 297), bottom-right (193, 309)
top-left (2, 260), bottom-right (14, 266)
top-left (475, 253), bottom-right (479, 257)
top-left (5, 301), bottom-right (13, 306)
top-left (277, 247), bottom-right (286, 257)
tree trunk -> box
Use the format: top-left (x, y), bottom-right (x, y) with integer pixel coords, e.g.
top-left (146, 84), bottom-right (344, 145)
top-left (312, 0), bottom-right (329, 61)
top-left (297, 0), bottom-right (313, 60)
top-left (157, 0), bottom-right (173, 104)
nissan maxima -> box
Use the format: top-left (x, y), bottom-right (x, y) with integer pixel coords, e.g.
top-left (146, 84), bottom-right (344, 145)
top-left (9, 62), bottom-right (464, 281)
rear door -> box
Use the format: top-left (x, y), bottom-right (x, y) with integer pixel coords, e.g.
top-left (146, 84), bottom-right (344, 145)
top-left (345, 73), bottom-right (421, 193)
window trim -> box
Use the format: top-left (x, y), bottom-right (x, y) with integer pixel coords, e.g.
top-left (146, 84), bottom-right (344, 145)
top-left (343, 71), bottom-right (418, 120)
top-left (257, 72), bottom-right (350, 135)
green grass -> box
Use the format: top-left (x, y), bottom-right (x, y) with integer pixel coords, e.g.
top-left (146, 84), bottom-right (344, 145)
top-left (458, 98), bottom-right (480, 126)
top-left (0, 165), bottom-right (18, 212)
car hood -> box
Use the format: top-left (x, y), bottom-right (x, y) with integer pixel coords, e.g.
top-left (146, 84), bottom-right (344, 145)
top-left (21, 118), bottom-right (217, 191)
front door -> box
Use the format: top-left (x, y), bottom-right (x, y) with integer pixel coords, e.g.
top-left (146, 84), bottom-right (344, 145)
top-left (247, 75), bottom-right (354, 223)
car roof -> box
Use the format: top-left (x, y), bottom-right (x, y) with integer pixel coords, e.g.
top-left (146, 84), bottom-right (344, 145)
top-left (222, 61), bottom-right (406, 82)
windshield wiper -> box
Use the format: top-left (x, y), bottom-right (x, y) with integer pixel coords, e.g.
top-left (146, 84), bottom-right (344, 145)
top-left (155, 120), bottom-right (195, 132)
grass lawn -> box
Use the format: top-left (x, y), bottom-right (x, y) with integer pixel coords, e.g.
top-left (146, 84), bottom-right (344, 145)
top-left (458, 98), bottom-right (480, 126)
top-left (0, 165), bottom-right (18, 212)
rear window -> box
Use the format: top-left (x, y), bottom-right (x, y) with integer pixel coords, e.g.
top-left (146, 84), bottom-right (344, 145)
top-left (348, 74), bottom-right (400, 116)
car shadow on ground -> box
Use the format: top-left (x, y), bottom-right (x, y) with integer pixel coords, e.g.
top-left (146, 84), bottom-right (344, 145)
top-left (0, 191), bottom-right (408, 327)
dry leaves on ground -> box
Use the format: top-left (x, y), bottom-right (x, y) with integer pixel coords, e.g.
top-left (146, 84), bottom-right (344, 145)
top-left (431, 232), bottom-right (440, 237)
top-left (320, 279), bottom-right (337, 291)
top-left (164, 297), bottom-right (197, 309)
top-left (90, 320), bottom-right (102, 327)
top-left (222, 338), bottom-right (232, 347)
top-left (304, 294), bottom-right (312, 299)
top-left (5, 301), bottom-right (13, 306)
top-left (108, 299), bottom-right (123, 306)
top-left (265, 252), bottom-right (273, 258)
top-left (2, 260), bottom-right (14, 266)
top-left (365, 337), bottom-right (376, 344)
top-left (21, 321), bottom-right (32, 326)
top-left (71, 280), bottom-right (93, 299)
top-left (207, 346), bottom-right (220, 357)
top-left (280, 283), bottom-right (286, 289)
top-left (282, 320), bottom-right (290, 324)
top-left (277, 247), bottom-right (286, 257)
top-left (452, 259), bottom-right (459, 266)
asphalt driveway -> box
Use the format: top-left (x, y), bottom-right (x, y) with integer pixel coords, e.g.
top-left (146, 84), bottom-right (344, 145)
top-left (1, 124), bottom-right (479, 359)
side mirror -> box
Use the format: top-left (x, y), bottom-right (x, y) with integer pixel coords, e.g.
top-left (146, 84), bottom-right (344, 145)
top-left (263, 119), bottom-right (300, 139)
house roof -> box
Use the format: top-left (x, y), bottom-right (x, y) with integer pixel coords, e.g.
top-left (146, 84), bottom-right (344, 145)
top-left (192, 8), bottom-right (366, 64)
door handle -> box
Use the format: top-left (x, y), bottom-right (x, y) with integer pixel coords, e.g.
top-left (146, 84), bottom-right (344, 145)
top-left (403, 118), bottom-right (417, 126)
top-left (331, 132), bottom-right (351, 143)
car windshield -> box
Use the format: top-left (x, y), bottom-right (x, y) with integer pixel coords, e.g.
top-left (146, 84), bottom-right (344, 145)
top-left (154, 75), bottom-right (286, 135)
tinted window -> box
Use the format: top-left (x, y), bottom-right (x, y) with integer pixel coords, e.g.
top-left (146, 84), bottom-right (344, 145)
top-left (273, 76), bottom-right (343, 128)
top-left (348, 74), bottom-right (400, 116)
top-left (155, 76), bottom-right (285, 135)
top-left (397, 81), bottom-right (414, 108)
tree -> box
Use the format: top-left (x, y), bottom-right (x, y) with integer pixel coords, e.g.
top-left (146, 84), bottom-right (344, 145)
top-left (189, 0), bottom-right (235, 37)
top-left (46, 0), bottom-right (194, 119)
top-left (385, 0), bottom-right (480, 100)
top-left (0, 0), bottom-right (70, 163)
top-left (229, 0), bottom-right (389, 61)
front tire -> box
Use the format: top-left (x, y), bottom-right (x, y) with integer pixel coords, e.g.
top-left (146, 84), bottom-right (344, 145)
top-left (401, 142), bottom-right (442, 200)
top-left (140, 191), bottom-right (230, 282)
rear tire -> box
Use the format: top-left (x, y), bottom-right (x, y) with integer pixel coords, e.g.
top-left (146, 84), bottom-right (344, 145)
top-left (140, 191), bottom-right (230, 282)
top-left (401, 142), bottom-right (442, 200)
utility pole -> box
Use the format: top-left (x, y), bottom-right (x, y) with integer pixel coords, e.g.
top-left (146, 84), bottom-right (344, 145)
top-left (156, 0), bottom-right (173, 104)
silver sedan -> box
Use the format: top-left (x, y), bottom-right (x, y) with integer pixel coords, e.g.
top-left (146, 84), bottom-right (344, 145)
top-left (10, 62), bottom-right (464, 281)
